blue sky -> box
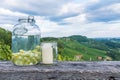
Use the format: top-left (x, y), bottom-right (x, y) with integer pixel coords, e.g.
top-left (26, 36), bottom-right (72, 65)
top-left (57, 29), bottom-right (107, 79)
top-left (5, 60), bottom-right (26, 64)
top-left (0, 0), bottom-right (120, 38)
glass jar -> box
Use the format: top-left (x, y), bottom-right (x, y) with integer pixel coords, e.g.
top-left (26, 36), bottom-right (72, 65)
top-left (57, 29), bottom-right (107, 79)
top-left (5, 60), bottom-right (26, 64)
top-left (12, 16), bottom-right (41, 66)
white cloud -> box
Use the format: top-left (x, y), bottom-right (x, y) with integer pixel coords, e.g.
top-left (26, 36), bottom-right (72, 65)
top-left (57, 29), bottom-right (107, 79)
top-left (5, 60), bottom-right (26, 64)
top-left (108, 3), bottom-right (120, 13)
top-left (1, 12), bottom-right (120, 38)
top-left (33, 16), bottom-right (63, 37)
top-left (1, 0), bottom-right (18, 7)
top-left (36, 15), bottom-right (120, 38)
top-left (36, 16), bottom-right (59, 31)
top-left (0, 8), bottom-right (28, 25)
top-left (0, 0), bottom-right (120, 38)
top-left (34, 16), bottom-right (86, 37)
top-left (0, 24), bottom-right (13, 31)
top-left (81, 22), bottom-right (120, 38)
top-left (58, 3), bottom-right (84, 16)
top-left (97, 3), bottom-right (120, 14)
top-left (63, 13), bottom-right (87, 24)
top-left (90, 0), bottom-right (99, 3)
top-left (0, 0), bottom-right (71, 16)
top-left (0, 8), bottom-right (28, 17)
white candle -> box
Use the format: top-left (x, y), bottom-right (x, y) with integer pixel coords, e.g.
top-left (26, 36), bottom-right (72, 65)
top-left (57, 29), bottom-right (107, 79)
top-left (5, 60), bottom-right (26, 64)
top-left (41, 43), bottom-right (53, 64)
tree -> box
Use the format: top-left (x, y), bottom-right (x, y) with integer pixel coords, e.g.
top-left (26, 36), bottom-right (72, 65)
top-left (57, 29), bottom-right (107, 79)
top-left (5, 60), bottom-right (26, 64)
top-left (0, 27), bottom-right (12, 47)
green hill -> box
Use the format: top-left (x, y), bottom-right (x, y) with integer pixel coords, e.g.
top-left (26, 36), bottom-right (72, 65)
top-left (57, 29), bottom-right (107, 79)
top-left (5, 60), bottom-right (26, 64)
top-left (41, 35), bottom-right (120, 61)
top-left (41, 37), bottom-right (108, 61)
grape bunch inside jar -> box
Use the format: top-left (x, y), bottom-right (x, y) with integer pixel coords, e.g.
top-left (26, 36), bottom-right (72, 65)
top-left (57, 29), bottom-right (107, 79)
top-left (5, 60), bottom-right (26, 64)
top-left (12, 16), bottom-right (41, 66)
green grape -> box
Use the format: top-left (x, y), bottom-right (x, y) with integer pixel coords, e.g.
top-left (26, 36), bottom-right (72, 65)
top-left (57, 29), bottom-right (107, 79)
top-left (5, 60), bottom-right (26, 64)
top-left (27, 60), bottom-right (31, 65)
top-left (32, 57), bottom-right (38, 64)
top-left (15, 59), bottom-right (23, 65)
top-left (12, 46), bottom-right (41, 66)
top-left (18, 56), bottom-right (22, 59)
top-left (35, 45), bottom-right (41, 51)
top-left (19, 50), bottom-right (25, 54)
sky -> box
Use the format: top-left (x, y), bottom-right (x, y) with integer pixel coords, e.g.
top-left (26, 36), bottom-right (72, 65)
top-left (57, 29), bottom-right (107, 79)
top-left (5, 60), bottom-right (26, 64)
top-left (0, 0), bottom-right (120, 38)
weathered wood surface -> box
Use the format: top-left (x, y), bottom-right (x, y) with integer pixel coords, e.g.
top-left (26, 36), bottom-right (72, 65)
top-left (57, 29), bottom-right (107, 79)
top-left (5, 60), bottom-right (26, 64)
top-left (0, 61), bottom-right (120, 80)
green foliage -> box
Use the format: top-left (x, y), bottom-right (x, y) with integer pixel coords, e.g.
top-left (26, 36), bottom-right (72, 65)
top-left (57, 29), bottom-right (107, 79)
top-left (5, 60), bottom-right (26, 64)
top-left (58, 54), bottom-right (63, 61)
top-left (69, 35), bottom-right (89, 42)
top-left (41, 37), bottom-right (58, 42)
top-left (0, 27), bottom-right (12, 60)
top-left (0, 44), bottom-right (12, 60)
top-left (61, 39), bottom-right (106, 61)
top-left (0, 27), bottom-right (11, 47)
top-left (106, 49), bottom-right (120, 60)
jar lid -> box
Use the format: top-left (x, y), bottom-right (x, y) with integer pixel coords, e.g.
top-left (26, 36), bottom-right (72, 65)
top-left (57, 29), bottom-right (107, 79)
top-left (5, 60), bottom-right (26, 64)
top-left (18, 16), bottom-right (35, 23)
